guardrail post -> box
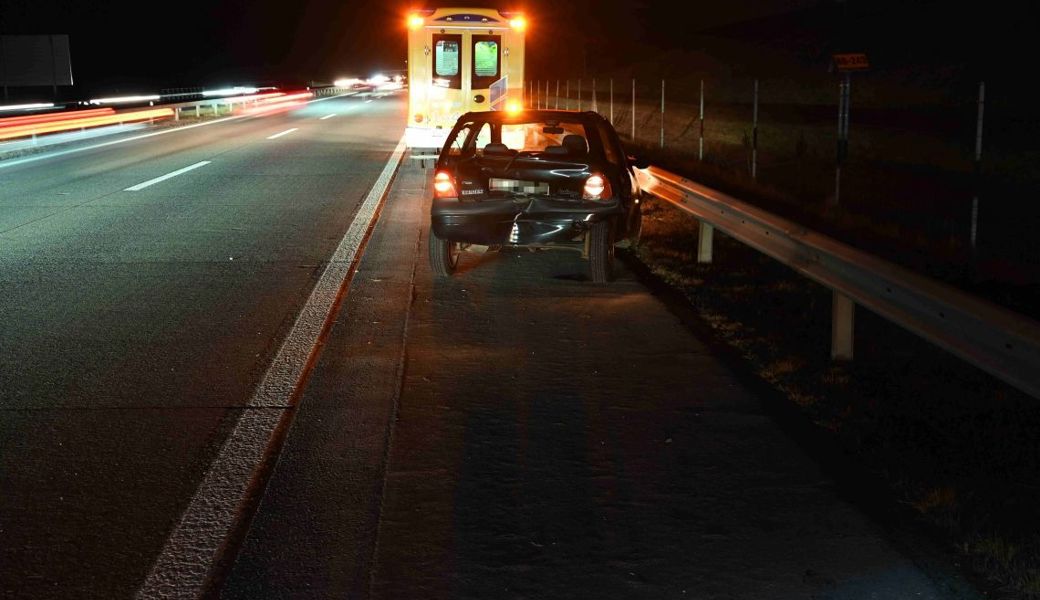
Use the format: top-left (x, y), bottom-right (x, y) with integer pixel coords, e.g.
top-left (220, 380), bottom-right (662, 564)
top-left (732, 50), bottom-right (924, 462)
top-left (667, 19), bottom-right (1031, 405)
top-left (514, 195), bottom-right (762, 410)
top-left (555, 80), bottom-right (560, 109)
top-left (660, 79), bottom-right (665, 148)
top-left (578, 79), bottom-right (582, 111)
top-left (697, 222), bottom-right (714, 263)
top-left (195, 105), bottom-right (200, 118)
top-left (174, 107), bottom-right (179, 121)
top-left (831, 291), bottom-right (855, 361)
top-left (609, 79), bottom-right (614, 124)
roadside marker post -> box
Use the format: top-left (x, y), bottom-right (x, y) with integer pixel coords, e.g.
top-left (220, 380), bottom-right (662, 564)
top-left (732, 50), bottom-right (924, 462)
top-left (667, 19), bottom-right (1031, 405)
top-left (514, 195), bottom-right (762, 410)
top-left (698, 79), bottom-right (705, 160)
top-left (657, 79), bottom-right (665, 148)
top-left (971, 81), bottom-right (985, 257)
top-left (631, 79), bottom-right (636, 141)
top-left (751, 79), bottom-right (759, 179)
top-left (831, 53), bottom-right (867, 206)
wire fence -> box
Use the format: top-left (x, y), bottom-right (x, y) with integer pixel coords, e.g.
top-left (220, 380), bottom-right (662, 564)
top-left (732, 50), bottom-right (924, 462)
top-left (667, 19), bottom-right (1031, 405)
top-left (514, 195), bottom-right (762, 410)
top-left (523, 75), bottom-right (1039, 284)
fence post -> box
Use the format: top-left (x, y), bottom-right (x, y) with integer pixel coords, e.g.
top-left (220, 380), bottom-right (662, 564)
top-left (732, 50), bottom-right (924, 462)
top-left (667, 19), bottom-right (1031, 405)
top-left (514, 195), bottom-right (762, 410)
top-left (556, 80), bottom-right (560, 109)
top-left (751, 79), bottom-right (759, 179)
top-left (699, 79), bottom-right (705, 160)
top-left (174, 107), bottom-right (180, 122)
top-left (592, 78), bottom-right (598, 113)
top-left (195, 105), bottom-right (200, 118)
top-left (657, 79), bottom-right (665, 147)
top-left (971, 81), bottom-right (985, 255)
top-left (831, 291), bottom-right (855, 361)
top-left (609, 79), bottom-right (614, 124)
top-left (578, 79), bottom-right (582, 111)
top-left (697, 222), bottom-right (714, 263)
top-left (631, 78), bottom-right (636, 141)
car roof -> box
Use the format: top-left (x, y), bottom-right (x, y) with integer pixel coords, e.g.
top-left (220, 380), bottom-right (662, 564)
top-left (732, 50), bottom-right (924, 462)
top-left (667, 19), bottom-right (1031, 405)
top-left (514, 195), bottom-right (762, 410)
top-left (457, 109), bottom-right (608, 126)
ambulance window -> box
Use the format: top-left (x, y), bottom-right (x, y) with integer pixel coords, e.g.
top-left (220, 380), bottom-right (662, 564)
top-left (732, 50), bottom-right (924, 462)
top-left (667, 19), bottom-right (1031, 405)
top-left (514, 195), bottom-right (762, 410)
top-left (433, 34), bottom-right (462, 89)
top-left (435, 40), bottom-right (459, 76)
top-left (471, 35), bottom-right (500, 90)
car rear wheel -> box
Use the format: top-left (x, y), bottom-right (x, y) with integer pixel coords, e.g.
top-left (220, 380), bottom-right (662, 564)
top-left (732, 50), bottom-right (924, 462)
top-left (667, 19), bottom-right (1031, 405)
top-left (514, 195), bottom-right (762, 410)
top-left (428, 226), bottom-right (460, 277)
top-left (588, 220), bottom-right (615, 283)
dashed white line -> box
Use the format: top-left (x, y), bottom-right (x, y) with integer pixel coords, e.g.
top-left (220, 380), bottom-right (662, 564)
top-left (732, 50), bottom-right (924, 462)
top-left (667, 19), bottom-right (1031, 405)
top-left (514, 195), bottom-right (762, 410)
top-left (124, 161), bottom-right (211, 191)
top-left (266, 128), bottom-right (298, 140)
top-left (137, 137), bottom-right (407, 599)
top-left (319, 113), bottom-right (337, 120)
top-left (364, 99), bottom-right (373, 103)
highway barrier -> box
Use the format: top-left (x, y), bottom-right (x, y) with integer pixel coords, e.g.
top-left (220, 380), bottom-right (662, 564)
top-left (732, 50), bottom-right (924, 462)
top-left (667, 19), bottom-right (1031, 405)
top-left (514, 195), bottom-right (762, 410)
top-left (0, 107), bottom-right (173, 141)
top-left (636, 165), bottom-right (1040, 399)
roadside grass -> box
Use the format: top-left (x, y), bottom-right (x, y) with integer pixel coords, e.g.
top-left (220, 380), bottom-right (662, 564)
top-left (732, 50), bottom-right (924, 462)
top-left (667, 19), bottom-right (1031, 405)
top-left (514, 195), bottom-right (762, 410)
top-left (632, 197), bottom-right (1040, 597)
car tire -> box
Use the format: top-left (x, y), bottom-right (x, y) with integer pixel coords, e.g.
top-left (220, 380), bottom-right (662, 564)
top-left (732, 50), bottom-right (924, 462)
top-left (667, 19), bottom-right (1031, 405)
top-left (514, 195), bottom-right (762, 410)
top-left (428, 226), bottom-right (460, 277)
top-left (588, 220), bottom-right (614, 283)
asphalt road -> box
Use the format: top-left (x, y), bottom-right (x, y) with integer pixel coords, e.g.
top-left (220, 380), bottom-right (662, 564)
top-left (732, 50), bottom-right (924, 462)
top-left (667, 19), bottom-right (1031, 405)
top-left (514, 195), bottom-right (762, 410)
top-left (0, 92), bottom-right (403, 598)
top-left (220, 159), bottom-right (981, 599)
top-left (2, 94), bottom-right (982, 599)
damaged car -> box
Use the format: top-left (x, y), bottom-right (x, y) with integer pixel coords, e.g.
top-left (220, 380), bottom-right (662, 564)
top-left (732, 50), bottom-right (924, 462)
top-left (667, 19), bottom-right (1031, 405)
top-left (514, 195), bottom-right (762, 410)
top-left (427, 109), bottom-right (646, 283)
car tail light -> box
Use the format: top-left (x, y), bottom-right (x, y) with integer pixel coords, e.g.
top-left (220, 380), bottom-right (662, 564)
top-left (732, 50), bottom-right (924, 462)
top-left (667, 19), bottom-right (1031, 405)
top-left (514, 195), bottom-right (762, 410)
top-left (583, 174), bottom-right (611, 200)
top-left (433, 170), bottom-right (457, 198)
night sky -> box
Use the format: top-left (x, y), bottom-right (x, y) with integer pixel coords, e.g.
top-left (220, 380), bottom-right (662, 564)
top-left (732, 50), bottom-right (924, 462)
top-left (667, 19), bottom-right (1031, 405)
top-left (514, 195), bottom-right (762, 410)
top-left (0, 0), bottom-right (816, 94)
top-left (0, 0), bottom-right (1030, 96)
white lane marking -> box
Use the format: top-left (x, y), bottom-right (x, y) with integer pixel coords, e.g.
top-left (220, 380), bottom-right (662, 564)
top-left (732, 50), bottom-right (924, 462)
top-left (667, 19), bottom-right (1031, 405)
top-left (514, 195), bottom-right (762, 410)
top-left (266, 128), bottom-right (298, 140)
top-left (137, 136), bottom-right (407, 599)
top-left (364, 99), bottom-right (373, 103)
top-left (319, 113), bottom-right (336, 120)
top-left (124, 161), bottom-right (211, 191)
top-left (0, 92), bottom-right (358, 171)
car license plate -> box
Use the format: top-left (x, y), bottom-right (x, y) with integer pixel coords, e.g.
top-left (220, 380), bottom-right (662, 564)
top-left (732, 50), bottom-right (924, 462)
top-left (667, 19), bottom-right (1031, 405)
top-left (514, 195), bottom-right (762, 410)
top-left (489, 179), bottom-right (549, 195)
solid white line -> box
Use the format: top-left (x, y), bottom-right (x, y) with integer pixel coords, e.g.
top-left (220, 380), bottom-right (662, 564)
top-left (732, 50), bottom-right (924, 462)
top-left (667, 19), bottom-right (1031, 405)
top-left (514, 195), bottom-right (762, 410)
top-left (319, 113), bottom-right (336, 120)
top-left (124, 161), bottom-right (211, 191)
top-left (266, 128), bottom-right (298, 140)
top-left (0, 92), bottom-right (358, 171)
top-left (137, 136), bottom-right (407, 599)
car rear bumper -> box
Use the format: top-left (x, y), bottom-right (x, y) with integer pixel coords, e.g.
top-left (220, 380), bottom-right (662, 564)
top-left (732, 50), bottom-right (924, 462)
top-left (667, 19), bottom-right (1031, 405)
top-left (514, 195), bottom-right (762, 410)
top-left (431, 197), bottom-right (623, 245)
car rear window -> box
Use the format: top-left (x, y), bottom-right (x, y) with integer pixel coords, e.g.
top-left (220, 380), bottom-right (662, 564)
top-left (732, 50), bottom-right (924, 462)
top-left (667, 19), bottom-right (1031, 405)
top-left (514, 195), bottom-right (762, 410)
top-left (444, 118), bottom-right (602, 160)
top-left (499, 122), bottom-right (583, 151)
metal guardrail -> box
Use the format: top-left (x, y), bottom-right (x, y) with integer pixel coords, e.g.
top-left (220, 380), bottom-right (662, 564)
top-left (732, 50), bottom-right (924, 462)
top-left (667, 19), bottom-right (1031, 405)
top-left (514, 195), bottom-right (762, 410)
top-left (635, 165), bottom-right (1040, 399)
top-left (167, 87), bottom-right (353, 119)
